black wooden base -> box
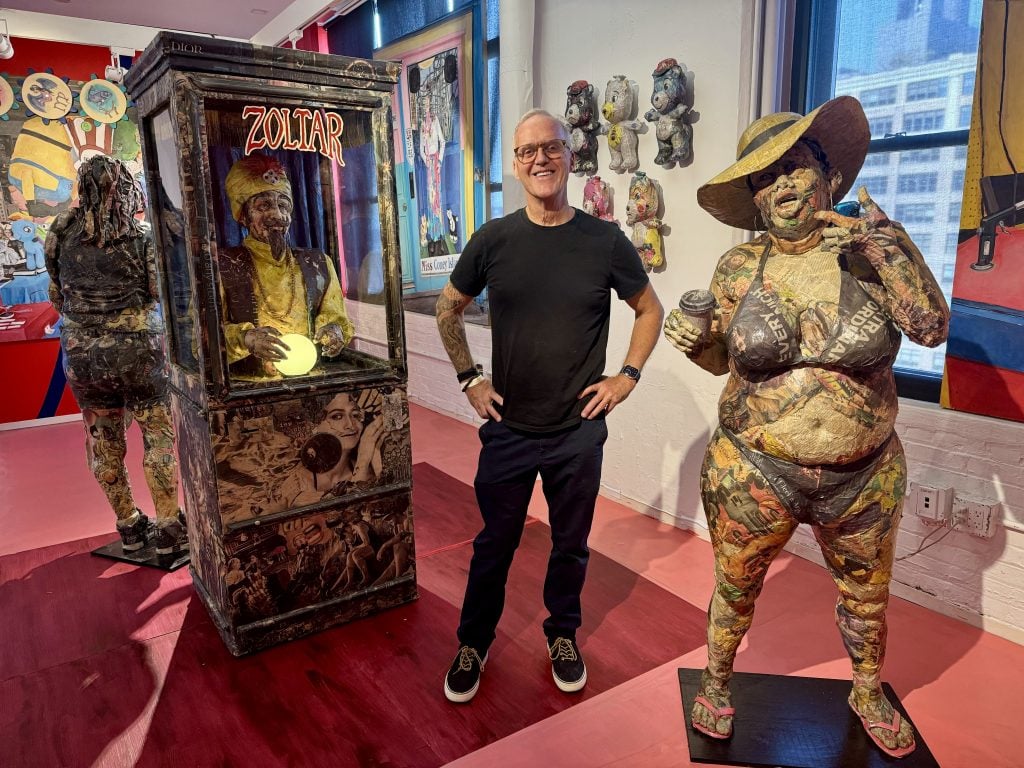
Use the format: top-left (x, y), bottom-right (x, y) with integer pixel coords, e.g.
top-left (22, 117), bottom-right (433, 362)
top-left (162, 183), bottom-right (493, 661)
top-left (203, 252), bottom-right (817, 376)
top-left (91, 540), bottom-right (191, 571)
top-left (192, 568), bottom-right (419, 656)
top-left (678, 669), bottom-right (938, 768)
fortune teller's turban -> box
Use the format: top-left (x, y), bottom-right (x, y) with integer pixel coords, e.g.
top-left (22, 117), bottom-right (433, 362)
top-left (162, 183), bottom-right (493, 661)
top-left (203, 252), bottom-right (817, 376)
top-left (224, 154), bottom-right (292, 223)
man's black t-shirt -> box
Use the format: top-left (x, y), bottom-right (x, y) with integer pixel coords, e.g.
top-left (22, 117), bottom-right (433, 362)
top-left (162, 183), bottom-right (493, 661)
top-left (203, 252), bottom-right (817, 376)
top-left (450, 208), bottom-right (649, 433)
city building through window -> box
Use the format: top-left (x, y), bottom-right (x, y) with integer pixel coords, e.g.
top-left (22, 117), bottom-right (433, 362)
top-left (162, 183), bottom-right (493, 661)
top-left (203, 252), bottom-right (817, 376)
top-left (793, 0), bottom-right (982, 401)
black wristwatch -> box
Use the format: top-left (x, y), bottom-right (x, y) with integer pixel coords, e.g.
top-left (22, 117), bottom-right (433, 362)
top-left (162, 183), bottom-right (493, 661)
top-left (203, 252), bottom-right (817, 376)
top-left (620, 365), bottom-right (641, 383)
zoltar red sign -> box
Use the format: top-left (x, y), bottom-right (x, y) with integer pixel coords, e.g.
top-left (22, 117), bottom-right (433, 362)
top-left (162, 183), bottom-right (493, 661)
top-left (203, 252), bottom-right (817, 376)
top-left (242, 106), bottom-right (345, 165)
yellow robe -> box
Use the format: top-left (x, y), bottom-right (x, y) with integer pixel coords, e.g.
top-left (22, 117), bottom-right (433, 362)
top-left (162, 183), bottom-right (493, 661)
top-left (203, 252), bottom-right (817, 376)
top-left (223, 236), bottom-right (354, 368)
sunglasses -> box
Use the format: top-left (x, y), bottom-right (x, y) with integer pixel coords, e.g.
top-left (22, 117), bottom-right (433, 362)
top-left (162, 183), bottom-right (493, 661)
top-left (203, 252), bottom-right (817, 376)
top-left (513, 139), bottom-right (568, 162)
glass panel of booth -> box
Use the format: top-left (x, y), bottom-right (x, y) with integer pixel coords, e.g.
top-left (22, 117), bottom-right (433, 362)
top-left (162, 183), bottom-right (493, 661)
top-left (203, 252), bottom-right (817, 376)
top-left (147, 106), bottom-right (200, 373)
top-left (201, 95), bottom-right (398, 388)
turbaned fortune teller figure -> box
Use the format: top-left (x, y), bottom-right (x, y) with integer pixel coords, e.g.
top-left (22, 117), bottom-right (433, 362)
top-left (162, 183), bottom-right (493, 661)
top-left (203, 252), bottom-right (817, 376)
top-left (663, 95), bottom-right (949, 759)
top-left (219, 153), bottom-right (354, 380)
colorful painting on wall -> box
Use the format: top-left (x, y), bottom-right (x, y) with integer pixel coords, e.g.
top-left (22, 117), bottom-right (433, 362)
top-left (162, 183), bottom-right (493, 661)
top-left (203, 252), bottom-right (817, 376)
top-left (0, 40), bottom-right (148, 425)
top-left (0, 70), bottom-right (143, 347)
top-left (942, 0), bottom-right (1024, 422)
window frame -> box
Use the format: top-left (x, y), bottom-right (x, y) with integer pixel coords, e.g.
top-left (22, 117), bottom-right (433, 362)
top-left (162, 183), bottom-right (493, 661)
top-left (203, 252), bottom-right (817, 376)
top-left (791, 0), bottom-right (976, 403)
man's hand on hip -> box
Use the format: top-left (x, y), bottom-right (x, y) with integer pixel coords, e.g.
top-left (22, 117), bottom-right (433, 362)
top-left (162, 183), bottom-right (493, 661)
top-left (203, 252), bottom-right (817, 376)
top-left (466, 378), bottom-right (504, 421)
top-left (578, 374), bottom-right (636, 419)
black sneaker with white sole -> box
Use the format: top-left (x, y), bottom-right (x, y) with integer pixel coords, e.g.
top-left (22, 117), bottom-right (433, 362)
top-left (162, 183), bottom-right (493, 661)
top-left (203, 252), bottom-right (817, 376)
top-left (548, 637), bottom-right (587, 692)
top-left (154, 510), bottom-right (189, 556)
top-left (444, 645), bottom-right (487, 703)
top-left (116, 510), bottom-right (153, 552)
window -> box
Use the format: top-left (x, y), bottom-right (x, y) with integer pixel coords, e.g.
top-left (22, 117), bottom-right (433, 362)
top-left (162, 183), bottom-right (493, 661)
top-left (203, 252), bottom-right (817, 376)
top-left (855, 176), bottom-right (889, 194)
top-left (903, 147), bottom-right (940, 162)
top-left (897, 347), bottom-right (922, 368)
top-left (959, 104), bottom-right (973, 128)
top-left (869, 117), bottom-right (894, 137)
top-left (903, 110), bottom-right (945, 133)
top-left (906, 78), bottom-right (948, 101)
top-left (861, 86), bottom-right (897, 107)
top-left (942, 261), bottom-right (956, 281)
top-left (895, 203), bottom-right (935, 222)
top-left (484, 1), bottom-right (502, 218)
top-left (897, 0), bottom-right (921, 20)
top-left (898, 172), bottom-right (938, 194)
top-left (962, 71), bottom-right (975, 95)
top-left (792, 0), bottom-right (982, 402)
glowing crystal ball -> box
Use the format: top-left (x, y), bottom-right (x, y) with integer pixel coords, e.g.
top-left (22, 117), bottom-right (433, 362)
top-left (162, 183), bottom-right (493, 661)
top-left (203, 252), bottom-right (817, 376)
top-left (273, 333), bottom-right (318, 376)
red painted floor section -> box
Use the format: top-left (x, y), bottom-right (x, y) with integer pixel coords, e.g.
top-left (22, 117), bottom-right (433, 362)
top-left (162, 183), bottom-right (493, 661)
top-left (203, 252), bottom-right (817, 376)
top-left (1, 403), bottom-right (1023, 766)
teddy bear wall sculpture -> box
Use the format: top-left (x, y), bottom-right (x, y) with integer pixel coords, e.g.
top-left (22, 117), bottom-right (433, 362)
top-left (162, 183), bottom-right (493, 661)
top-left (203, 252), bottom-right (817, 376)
top-left (600, 75), bottom-right (646, 174)
top-left (644, 58), bottom-right (693, 169)
top-left (626, 171), bottom-right (664, 272)
top-left (565, 80), bottom-right (601, 176)
top-left (582, 175), bottom-right (617, 224)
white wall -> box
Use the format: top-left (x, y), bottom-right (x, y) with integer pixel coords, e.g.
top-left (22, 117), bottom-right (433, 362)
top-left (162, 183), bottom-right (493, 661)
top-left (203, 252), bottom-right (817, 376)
top-left (534, 0), bottom-right (745, 582)
top-left (1, 9), bottom-right (170, 50)
top-left (406, 0), bottom-right (1024, 645)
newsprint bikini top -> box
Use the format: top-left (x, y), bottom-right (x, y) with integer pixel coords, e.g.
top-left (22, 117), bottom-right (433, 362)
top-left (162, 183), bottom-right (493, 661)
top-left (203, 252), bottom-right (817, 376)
top-left (727, 243), bottom-right (901, 372)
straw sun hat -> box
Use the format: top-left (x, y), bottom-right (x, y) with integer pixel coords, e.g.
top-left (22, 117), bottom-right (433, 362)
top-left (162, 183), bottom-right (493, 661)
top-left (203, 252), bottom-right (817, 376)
top-left (697, 95), bottom-right (870, 230)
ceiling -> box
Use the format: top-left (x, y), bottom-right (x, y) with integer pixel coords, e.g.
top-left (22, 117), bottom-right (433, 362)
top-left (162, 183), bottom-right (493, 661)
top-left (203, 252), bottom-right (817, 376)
top-left (2, 0), bottom-right (298, 39)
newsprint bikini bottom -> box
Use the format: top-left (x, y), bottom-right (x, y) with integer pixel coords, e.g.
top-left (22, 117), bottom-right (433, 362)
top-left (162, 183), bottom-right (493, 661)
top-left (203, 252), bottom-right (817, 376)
top-left (720, 427), bottom-right (896, 525)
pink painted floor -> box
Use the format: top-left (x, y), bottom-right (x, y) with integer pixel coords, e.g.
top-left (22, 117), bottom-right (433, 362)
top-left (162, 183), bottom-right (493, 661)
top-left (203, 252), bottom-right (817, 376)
top-left (2, 404), bottom-right (1022, 767)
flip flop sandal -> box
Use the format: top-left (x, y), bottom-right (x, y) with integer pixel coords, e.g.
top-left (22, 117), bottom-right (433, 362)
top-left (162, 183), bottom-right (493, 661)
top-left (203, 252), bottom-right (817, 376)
top-left (848, 696), bottom-right (917, 758)
top-left (691, 694), bottom-right (735, 740)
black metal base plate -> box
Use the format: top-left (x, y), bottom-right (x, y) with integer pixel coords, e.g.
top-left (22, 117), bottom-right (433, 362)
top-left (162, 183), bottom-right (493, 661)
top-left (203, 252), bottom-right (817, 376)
top-left (678, 669), bottom-right (938, 767)
top-left (91, 539), bottom-right (191, 571)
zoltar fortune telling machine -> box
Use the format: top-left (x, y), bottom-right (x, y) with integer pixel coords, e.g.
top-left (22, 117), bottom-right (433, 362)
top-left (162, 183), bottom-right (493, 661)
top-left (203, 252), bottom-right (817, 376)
top-left (126, 33), bottom-right (416, 655)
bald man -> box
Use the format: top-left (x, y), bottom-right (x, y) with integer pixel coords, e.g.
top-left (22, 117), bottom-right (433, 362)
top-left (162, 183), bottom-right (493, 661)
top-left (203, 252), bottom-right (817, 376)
top-left (436, 109), bottom-right (664, 702)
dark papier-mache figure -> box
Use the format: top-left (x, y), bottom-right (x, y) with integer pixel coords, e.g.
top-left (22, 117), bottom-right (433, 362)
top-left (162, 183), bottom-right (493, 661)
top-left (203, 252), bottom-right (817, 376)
top-left (45, 155), bottom-right (188, 557)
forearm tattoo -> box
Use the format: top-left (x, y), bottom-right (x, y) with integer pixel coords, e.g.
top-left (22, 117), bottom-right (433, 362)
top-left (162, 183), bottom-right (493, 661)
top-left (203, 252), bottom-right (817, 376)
top-left (435, 282), bottom-right (474, 373)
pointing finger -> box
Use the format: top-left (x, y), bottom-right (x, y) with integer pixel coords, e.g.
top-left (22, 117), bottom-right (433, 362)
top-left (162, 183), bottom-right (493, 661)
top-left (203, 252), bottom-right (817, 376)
top-left (814, 209), bottom-right (860, 229)
top-left (857, 186), bottom-right (889, 224)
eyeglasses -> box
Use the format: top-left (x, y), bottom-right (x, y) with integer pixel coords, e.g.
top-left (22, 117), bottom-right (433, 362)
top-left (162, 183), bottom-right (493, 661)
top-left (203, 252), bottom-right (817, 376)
top-left (513, 139), bottom-right (568, 162)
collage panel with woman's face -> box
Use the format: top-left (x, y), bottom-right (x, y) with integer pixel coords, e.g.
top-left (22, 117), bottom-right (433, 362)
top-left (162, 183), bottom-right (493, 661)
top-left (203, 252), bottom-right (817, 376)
top-left (212, 385), bottom-right (411, 525)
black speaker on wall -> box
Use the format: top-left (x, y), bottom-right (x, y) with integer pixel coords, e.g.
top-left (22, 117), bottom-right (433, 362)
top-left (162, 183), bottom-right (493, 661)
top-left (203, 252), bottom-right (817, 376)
top-left (444, 54), bottom-right (457, 84)
top-left (408, 66), bottom-right (420, 94)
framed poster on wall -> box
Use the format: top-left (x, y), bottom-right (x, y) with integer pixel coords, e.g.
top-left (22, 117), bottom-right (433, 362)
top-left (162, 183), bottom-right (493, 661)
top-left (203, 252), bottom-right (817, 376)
top-left (375, 8), bottom-right (485, 301)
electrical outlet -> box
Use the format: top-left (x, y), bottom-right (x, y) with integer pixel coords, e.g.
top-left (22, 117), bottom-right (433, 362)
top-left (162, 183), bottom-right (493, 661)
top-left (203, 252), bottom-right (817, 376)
top-left (952, 494), bottom-right (997, 538)
top-left (910, 482), bottom-right (952, 525)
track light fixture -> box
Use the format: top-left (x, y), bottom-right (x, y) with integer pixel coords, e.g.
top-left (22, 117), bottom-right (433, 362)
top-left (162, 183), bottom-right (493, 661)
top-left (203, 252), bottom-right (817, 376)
top-left (0, 20), bottom-right (14, 61)
top-left (105, 51), bottom-right (128, 84)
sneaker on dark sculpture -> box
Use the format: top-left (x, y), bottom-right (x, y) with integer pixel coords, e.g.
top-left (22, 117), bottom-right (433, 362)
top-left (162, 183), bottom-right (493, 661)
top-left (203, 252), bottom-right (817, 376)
top-left (444, 645), bottom-right (487, 703)
top-left (154, 510), bottom-right (189, 556)
top-left (548, 637), bottom-right (587, 692)
top-left (116, 510), bottom-right (153, 552)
